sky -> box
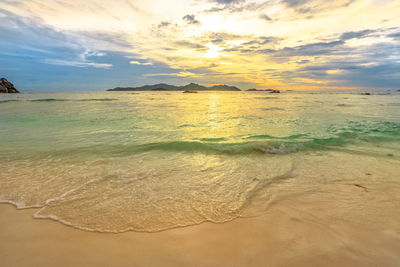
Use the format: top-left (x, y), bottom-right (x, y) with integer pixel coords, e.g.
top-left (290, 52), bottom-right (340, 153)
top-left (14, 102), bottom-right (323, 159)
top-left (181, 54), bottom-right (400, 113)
top-left (0, 0), bottom-right (399, 91)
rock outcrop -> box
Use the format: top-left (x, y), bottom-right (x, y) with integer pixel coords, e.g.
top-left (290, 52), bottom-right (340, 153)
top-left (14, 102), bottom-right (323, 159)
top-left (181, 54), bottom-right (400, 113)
top-left (247, 88), bottom-right (275, 92)
top-left (270, 90), bottom-right (280, 93)
top-left (0, 78), bottom-right (20, 93)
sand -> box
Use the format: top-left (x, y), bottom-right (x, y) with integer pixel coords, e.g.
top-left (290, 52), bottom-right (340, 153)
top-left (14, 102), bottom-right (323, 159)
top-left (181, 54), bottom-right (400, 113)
top-left (1, 196), bottom-right (400, 267)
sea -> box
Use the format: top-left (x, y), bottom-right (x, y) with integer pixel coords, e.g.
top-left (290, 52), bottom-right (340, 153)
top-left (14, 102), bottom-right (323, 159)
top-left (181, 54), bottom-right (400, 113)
top-left (0, 90), bottom-right (399, 232)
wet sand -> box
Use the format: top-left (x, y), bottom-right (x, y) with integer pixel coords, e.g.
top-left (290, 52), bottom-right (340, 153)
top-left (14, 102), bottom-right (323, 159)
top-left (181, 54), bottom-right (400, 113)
top-left (1, 194), bottom-right (400, 267)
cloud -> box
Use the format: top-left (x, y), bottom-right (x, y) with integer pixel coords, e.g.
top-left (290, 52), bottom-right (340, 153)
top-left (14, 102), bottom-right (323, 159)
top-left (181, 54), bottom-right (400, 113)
top-left (44, 59), bottom-right (112, 68)
top-left (263, 41), bottom-right (400, 89)
top-left (259, 14), bottom-right (272, 21)
top-left (243, 36), bottom-right (280, 46)
top-left (158, 21), bottom-right (172, 28)
top-left (0, 8), bottom-right (114, 69)
top-left (340, 29), bottom-right (375, 40)
top-left (280, 40), bottom-right (345, 56)
top-left (182, 14), bottom-right (201, 25)
top-left (388, 32), bottom-right (400, 39)
top-left (281, 0), bottom-right (308, 7)
top-left (175, 41), bottom-right (207, 50)
top-left (129, 60), bottom-right (152, 66)
top-left (210, 0), bottom-right (245, 5)
top-left (204, 0), bottom-right (268, 13)
top-left (211, 38), bottom-right (224, 44)
top-left (280, 0), bottom-right (359, 16)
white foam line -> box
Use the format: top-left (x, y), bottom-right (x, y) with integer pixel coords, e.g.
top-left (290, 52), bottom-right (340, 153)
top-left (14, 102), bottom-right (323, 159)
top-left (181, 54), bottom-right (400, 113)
top-left (32, 209), bottom-right (243, 234)
top-left (0, 176), bottom-right (102, 213)
top-left (0, 199), bottom-right (43, 209)
top-left (33, 177), bottom-right (102, 219)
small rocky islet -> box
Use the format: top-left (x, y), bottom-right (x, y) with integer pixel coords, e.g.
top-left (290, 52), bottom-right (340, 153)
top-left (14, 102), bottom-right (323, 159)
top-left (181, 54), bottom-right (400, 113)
top-left (0, 78), bottom-right (20, 93)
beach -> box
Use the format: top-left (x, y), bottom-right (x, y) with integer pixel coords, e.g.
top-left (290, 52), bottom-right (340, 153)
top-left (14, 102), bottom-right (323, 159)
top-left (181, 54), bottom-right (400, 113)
top-left (1, 150), bottom-right (400, 266)
top-left (1, 168), bottom-right (400, 267)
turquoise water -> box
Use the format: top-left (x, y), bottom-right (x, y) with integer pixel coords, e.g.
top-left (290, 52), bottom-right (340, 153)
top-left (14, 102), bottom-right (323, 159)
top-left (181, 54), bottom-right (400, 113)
top-left (0, 91), bottom-right (399, 232)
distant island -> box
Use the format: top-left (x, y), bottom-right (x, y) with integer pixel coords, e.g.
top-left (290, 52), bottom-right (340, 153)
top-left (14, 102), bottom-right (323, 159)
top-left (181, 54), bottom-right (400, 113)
top-left (107, 83), bottom-right (241, 91)
top-left (247, 88), bottom-right (280, 93)
top-left (0, 78), bottom-right (20, 93)
top-left (247, 88), bottom-right (274, 91)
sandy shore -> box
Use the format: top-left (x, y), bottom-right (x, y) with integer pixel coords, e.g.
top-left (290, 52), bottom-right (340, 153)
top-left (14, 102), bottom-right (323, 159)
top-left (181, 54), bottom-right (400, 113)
top-left (1, 196), bottom-right (400, 267)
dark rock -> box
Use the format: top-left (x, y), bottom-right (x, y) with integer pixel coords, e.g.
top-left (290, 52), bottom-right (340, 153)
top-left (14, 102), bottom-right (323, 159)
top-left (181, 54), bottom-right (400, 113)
top-left (183, 90), bottom-right (198, 93)
top-left (247, 88), bottom-right (275, 91)
top-left (353, 184), bottom-right (369, 192)
top-left (361, 92), bottom-right (371, 95)
top-left (270, 90), bottom-right (280, 93)
top-left (0, 78), bottom-right (20, 93)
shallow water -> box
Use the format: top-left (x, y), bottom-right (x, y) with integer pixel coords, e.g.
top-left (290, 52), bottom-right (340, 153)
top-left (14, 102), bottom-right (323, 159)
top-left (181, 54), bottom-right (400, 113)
top-left (0, 91), bottom-right (399, 232)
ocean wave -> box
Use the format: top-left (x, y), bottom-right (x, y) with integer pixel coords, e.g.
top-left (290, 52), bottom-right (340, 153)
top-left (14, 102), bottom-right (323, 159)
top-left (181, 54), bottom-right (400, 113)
top-left (336, 103), bottom-right (353, 107)
top-left (247, 134), bottom-right (307, 140)
top-left (30, 98), bottom-right (69, 102)
top-left (198, 137), bottom-right (228, 142)
top-left (255, 97), bottom-right (278, 100)
top-left (0, 100), bottom-right (22, 104)
top-left (260, 107), bottom-right (285, 111)
top-left (77, 98), bottom-right (119, 102)
top-left (48, 122), bottom-right (400, 156)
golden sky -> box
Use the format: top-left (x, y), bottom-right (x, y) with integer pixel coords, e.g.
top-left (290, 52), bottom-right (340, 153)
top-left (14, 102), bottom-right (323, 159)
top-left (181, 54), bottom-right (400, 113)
top-left (1, 0), bottom-right (399, 90)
